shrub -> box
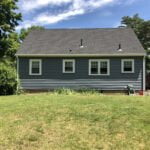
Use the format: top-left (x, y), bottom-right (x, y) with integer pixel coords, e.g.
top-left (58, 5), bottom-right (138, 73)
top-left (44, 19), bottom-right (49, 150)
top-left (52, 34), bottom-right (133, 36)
top-left (53, 88), bottom-right (100, 95)
top-left (54, 88), bottom-right (75, 95)
top-left (0, 60), bottom-right (17, 95)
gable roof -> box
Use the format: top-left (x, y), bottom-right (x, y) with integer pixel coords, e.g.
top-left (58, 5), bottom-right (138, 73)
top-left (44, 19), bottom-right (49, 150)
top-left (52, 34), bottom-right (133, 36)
top-left (16, 28), bottom-right (145, 56)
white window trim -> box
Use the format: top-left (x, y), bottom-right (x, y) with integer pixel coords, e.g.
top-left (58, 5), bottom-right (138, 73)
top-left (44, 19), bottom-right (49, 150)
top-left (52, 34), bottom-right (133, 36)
top-left (63, 59), bottom-right (75, 73)
top-left (89, 59), bottom-right (110, 76)
top-left (29, 59), bottom-right (42, 75)
top-left (121, 59), bottom-right (134, 73)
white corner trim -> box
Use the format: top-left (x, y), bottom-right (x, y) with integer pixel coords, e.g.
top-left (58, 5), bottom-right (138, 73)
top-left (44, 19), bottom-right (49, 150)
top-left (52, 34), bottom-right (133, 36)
top-left (62, 59), bottom-right (75, 73)
top-left (16, 56), bottom-right (19, 81)
top-left (121, 59), bottom-right (134, 73)
top-left (16, 56), bottom-right (19, 91)
top-left (89, 59), bottom-right (110, 76)
top-left (143, 57), bottom-right (146, 91)
top-left (29, 59), bottom-right (42, 75)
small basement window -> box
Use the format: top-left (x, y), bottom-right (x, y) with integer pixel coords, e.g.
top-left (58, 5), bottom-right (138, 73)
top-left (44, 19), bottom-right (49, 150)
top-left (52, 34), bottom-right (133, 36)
top-left (89, 59), bottom-right (110, 75)
top-left (121, 59), bottom-right (134, 73)
top-left (63, 59), bottom-right (75, 73)
top-left (29, 59), bottom-right (42, 75)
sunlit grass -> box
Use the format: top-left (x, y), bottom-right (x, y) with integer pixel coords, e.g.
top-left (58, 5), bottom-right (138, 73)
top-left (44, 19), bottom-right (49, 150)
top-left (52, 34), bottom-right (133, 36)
top-left (0, 93), bottom-right (149, 149)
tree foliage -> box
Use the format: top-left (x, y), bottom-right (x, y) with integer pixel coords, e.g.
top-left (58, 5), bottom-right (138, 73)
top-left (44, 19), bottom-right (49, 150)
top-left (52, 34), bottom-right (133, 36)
top-left (0, 0), bottom-right (21, 57)
top-left (121, 14), bottom-right (150, 72)
top-left (0, 0), bottom-right (21, 95)
top-left (0, 24), bottom-right (44, 95)
top-left (0, 59), bottom-right (17, 95)
top-left (4, 26), bottom-right (44, 59)
top-left (5, 32), bottom-right (20, 59)
top-left (0, 0), bottom-right (21, 37)
top-left (19, 26), bottom-right (44, 42)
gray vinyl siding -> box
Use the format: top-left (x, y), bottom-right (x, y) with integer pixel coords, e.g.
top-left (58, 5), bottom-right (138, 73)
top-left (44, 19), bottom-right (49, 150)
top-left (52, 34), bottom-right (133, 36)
top-left (18, 57), bottom-right (143, 90)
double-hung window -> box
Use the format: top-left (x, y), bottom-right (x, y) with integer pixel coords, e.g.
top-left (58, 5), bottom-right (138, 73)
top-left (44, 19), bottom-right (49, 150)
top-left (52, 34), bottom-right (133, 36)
top-left (121, 59), bottom-right (134, 73)
top-left (63, 59), bottom-right (75, 73)
top-left (89, 59), bottom-right (110, 75)
top-left (29, 59), bottom-right (42, 75)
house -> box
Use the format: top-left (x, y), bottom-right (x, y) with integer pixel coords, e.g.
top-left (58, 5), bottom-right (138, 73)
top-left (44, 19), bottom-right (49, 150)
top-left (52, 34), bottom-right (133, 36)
top-left (16, 28), bottom-right (146, 91)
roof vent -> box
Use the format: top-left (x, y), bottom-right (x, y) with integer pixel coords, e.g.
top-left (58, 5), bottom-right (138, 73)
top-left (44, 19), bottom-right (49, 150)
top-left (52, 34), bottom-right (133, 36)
top-left (80, 38), bottom-right (84, 48)
top-left (69, 49), bottom-right (72, 52)
top-left (118, 43), bottom-right (122, 52)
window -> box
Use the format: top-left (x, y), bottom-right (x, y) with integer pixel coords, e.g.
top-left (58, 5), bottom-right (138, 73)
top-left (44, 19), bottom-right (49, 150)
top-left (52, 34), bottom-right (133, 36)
top-left (121, 59), bottom-right (134, 73)
top-left (29, 59), bottom-right (42, 75)
top-left (63, 59), bottom-right (75, 73)
top-left (90, 61), bottom-right (98, 74)
top-left (89, 59), bottom-right (110, 75)
top-left (100, 61), bottom-right (108, 74)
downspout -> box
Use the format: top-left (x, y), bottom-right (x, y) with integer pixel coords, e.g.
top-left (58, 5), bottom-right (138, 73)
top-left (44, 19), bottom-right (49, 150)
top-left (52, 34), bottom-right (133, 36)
top-left (143, 56), bottom-right (146, 91)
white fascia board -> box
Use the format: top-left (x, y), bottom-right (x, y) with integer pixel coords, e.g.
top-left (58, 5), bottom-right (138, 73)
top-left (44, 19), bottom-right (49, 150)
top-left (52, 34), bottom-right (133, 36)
top-left (16, 53), bottom-right (146, 57)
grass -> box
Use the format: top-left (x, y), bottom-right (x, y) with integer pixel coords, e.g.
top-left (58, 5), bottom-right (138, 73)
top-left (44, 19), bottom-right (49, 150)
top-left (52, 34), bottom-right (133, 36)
top-left (0, 92), bottom-right (149, 150)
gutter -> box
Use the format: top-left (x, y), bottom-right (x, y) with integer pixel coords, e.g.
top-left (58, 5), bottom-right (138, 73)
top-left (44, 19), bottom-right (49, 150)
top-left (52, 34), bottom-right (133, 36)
top-left (15, 53), bottom-right (146, 57)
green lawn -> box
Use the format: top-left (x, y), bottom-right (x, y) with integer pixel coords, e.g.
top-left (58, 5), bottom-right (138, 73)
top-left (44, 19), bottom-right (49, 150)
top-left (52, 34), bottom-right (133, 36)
top-left (0, 93), bottom-right (149, 150)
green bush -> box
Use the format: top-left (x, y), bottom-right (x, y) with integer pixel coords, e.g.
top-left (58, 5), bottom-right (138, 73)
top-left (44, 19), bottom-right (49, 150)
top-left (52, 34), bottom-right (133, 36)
top-left (54, 88), bottom-right (75, 95)
top-left (0, 60), bottom-right (17, 95)
top-left (53, 88), bottom-right (100, 95)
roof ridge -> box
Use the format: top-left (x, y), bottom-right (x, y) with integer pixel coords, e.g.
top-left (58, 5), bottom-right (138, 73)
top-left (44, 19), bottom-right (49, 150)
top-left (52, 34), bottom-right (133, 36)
top-left (32, 27), bottom-right (131, 31)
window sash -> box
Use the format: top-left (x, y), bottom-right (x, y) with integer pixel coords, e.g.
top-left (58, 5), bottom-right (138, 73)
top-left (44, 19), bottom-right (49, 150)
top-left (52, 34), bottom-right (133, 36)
top-left (122, 59), bottom-right (134, 73)
top-left (89, 60), bottom-right (109, 75)
top-left (29, 60), bottom-right (41, 75)
top-left (65, 62), bottom-right (73, 72)
top-left (32, 68), bottom-right (40, 74)
top-left (91, 61), bottom-right (98, 74)
top-left (32, 61), bottom-right (39, 68)
top-left (100, 61), bottom-right (108, 74)
top-left (63, 60), bottom-right (75, 73)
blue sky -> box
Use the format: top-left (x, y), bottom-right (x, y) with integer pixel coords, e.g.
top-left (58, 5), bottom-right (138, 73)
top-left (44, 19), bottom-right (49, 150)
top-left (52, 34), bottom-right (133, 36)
top-left (16, 0), bottom-right (150, 30)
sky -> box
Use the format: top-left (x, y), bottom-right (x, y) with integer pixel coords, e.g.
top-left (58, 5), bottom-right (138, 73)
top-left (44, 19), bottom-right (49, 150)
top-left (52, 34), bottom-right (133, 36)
top-left (16, 0), bottom-right (150, 30)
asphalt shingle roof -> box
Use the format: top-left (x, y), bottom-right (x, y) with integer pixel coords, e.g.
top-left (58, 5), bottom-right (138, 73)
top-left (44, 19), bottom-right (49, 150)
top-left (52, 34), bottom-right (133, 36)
top-left (16, 28), bottom-right (145, 56)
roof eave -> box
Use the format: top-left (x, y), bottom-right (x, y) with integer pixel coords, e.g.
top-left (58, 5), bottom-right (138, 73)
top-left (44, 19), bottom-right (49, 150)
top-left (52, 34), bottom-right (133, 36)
top-left (16, 53), bottom-right (146, 57)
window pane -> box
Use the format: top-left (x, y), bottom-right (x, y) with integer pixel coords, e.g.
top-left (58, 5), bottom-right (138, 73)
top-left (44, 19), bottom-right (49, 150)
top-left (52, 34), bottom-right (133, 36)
top-left (65, 61), bottom-right (73, 72)
top-left (32, 62), bottom-right (39, 68)
top-left (32, 61), bottom-right (40, 74)
top-left (91, 61), bottom-right (98, 74)
top-left (124, 61), bottom-right (132, 72)
top-left (100, 61), bottom-right (108, 74)
top-left (32, 68), bottom-right (40, 74)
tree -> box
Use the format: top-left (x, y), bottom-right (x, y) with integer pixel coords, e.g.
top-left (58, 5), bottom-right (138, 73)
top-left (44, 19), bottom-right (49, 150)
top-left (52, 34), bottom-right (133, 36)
top-left (121, 14), bottom-right (150, 72)
top-left (3, 26), bottom-right (44, 59)
top-left (0, 59), bottom-right (17, 95)
top-left (5, 32), bottom-right (20, 59)
top-left (0, 0), bottom-right (21, 95)
top-left (0, 1), bottom-right (44, 95)
top-left (0, 0), bottom-right (21, 57)
top-left (19, 26), bottom-right (44, 42)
